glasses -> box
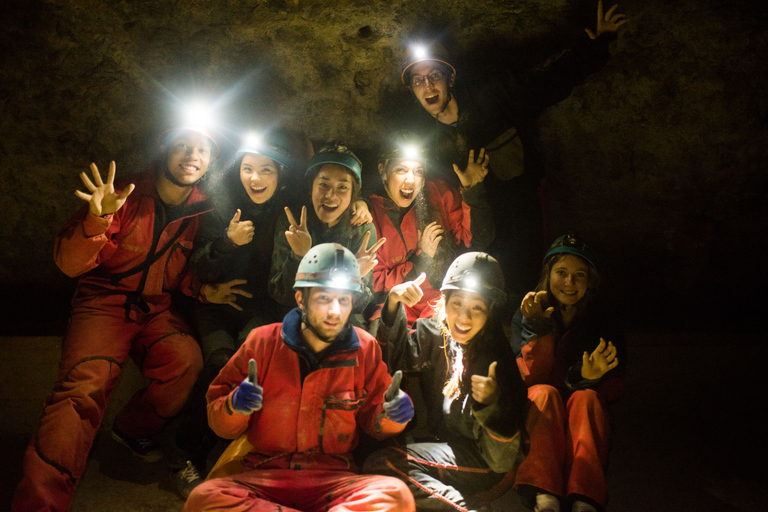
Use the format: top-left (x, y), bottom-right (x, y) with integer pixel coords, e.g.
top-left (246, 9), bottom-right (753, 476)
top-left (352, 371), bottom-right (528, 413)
top-left (409, 71), bottom-right (445, 87)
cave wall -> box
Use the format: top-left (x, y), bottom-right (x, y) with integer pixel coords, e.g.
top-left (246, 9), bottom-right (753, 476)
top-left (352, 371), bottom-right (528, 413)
top-left (1, 0), bottom-right (766, 333)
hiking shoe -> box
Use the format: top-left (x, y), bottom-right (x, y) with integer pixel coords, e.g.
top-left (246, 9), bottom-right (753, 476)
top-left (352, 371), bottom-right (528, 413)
top-left (171, 460), bottom-right (204, 499)
top-left (110, 428), bottom-right (164, 463)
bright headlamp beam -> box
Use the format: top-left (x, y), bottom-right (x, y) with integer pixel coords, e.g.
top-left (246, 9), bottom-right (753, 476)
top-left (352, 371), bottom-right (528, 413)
top-left (244, 132), bottom-right (263, 150)
top-left (402, 144), bottom-right (421, 160)
top-left (412, 45), bottom-right (427, 59)
top-left (182, 101), bottom-right (215, 131)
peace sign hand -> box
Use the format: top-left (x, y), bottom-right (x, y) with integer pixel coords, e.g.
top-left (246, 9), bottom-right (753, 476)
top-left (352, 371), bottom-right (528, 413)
top-left (284, 206), bottom-right (312, 258)
top-left (355, 230), bottom-right (387, 278)
top-left (227, 209), bottom-right (255, 246)
top-left (75, 161), bottom-right (135, 217)
top-left (452, 148), bottom-right (489, 190)
top-left (585, 1), bottom-right (629, 39)
top-left (520, 291), bottom-right (554, 319)
top-left (201, 279), bottom-right (254, 311)
top-left (581, 337), bottom-right (619, 380)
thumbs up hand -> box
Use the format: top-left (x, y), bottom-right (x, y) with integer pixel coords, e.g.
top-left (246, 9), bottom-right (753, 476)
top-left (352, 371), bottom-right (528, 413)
top-left (471, 361), bottom-right (499, 405)
top-left (231, 358), bottom-right (263, 415)
top-left (386, 272), bottom-right (427, 316)
top-left (381, 370), bottom-right (414, 425)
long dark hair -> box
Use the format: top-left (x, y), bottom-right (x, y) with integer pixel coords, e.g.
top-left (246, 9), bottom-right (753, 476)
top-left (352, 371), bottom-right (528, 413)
top-left (432, 291), bottom-right (502, 399)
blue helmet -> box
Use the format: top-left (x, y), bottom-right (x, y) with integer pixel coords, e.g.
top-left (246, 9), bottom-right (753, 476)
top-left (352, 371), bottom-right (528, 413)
top-left (544, 234), bottom-right (598, 272)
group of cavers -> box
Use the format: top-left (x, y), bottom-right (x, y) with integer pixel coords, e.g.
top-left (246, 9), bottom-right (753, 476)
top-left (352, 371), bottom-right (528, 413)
top-left (12, 3), bottom-right (630, 512)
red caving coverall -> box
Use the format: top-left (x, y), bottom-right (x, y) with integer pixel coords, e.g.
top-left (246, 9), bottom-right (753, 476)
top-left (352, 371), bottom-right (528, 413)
top-left (13, 167), bottom-right (210, 511)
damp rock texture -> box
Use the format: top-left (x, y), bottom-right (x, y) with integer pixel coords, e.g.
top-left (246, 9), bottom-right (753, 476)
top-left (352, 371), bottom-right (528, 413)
top-left (0, 0), bottom-right (766, 332)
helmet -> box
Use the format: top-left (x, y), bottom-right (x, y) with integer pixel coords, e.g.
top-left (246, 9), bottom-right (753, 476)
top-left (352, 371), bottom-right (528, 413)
top-left (294, 243), bottom-right (364, 294)
top-left (237, 128), bottom-right (299, 171)
top-left (544, 234), bottom-right (598, 272)
top-left (441, 252), bottom-right (506, 305)
top-left (158, 126), bottom-right (220, 158)
top-left (401, 40), bottom-right (457, 85)
top-left (306, 142), bottom-right (362, 185)
top-left (378, 133), bottom-right (429, 166)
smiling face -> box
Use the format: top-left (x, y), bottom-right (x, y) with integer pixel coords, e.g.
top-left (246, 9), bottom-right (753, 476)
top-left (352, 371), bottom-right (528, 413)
top-left (298, 287), bottom-right (354, 344)
top-left (548, 254), bottom-right (590, 307)
top-left (311, 164), bottom-right (354, 227)
top-left (380, 159), bottom-right (425, 209)
top-left (240, 153), bottom-right (279, 204)
top-left (163, 132), bottom-right (213, 187)
top-left (444, 290), bottom-right (489, 345)
top-left (409, 61), bottom-right (454, 118)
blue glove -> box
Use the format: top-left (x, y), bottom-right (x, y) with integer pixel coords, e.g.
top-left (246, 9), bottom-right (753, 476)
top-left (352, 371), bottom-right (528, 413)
top-left (231, 359), bottom-right (263, 415)
top-left (382, 370), bottom-right (414, 424)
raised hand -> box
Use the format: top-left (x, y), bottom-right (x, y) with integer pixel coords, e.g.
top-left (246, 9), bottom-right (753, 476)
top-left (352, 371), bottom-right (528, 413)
top-left (284, 206), bottom-right (312, 258)
top-left (520, 291), bottom-right (555, 319)
top-left (418, 221), bottom-right (445, 258)
top-left (382, 370), bottom-right (414, 424)
top-left (452, 148), bottom-right (489, 190)
top-left (581, 337), bottom-right (619, 380)
top-left (387, 272), bottom-right (427, 316)
top-left (356, 230), bottom-right (387, 278)
top-left (350, 200), bottom-right (373, 226)
top-left (227, 209), bottom-right (255, 246)
top-left (585, 1), bottom-right (629, 39)
top-left (75, 161), bottom-right (135, 217)
top-left (231, 358), bottom-right (263, 415)
top-left (471, 361), bottom-right (499, 405)
top-left (201, 279), bottom-right (253, 311)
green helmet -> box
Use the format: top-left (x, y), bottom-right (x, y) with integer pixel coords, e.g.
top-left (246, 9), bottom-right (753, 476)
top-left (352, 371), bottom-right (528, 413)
top-left (544, 234), bottom-right (598, 273)
top-left (237, 128), bottom-right (299, 171)
top-left (294, 243), bottom-right (364, 294)
top-left (441, 252), bottom-right (506, 305)
top-left (306, 142), bottom-right (362, 186)
top-left (401, 40), bottom-right (457, 86)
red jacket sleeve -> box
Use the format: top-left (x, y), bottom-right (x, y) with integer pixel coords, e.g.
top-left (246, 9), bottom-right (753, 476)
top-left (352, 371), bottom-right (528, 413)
top-left (54, 205), bottom-right (120, 277)
top-left (431, 180), bottom-right (472, 248)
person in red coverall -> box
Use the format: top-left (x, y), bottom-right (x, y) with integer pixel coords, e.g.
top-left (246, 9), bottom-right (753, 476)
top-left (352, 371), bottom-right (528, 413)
top-left (185, 243), bottom-right (416, 512)
top-left (510, 234), bottom-right (626, 512)
top-left (369, 136), bottom-right (494, 324)
top-left (12, 125), bottom-right (243, 512)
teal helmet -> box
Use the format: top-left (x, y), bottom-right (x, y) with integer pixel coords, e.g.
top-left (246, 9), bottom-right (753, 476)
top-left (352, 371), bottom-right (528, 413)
top-left (237, 129), bottom-right (299, 171)
top-left (544, 234), bottom-right (598, 273)
top-left (306, 142), bottom-right (362, 186)
top-left (401, 40), bottom-right (456, 86)
top-left (441, 252), bottom-right (506, 306)
top-left (294, 243), bottom-right (364, 295)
